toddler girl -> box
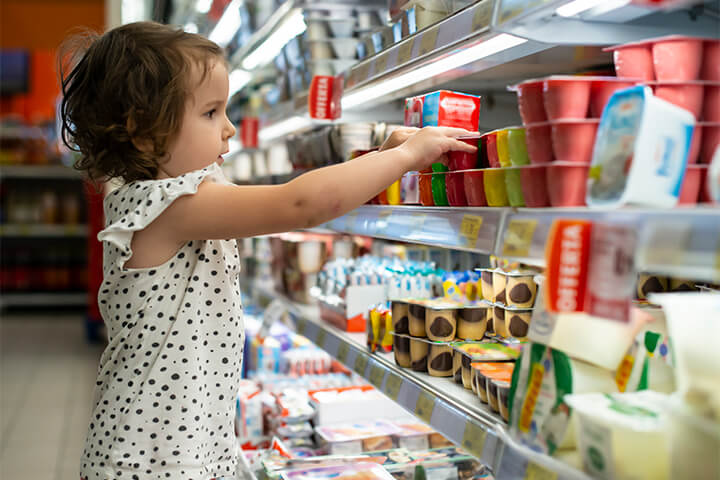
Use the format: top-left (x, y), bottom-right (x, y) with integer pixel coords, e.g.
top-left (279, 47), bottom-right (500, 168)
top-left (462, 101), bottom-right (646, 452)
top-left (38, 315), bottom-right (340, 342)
top-left (60, 21), bottom-right (474, 480)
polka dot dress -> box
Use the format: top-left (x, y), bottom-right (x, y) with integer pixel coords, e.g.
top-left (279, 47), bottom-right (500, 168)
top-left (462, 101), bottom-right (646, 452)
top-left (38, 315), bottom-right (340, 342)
top-left (80, 164), bottom-right (244, 480)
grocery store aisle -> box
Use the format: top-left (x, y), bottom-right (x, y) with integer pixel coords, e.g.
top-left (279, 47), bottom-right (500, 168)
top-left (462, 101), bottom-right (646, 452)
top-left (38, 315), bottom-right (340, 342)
top-left (1, 312), bottom-right (103, 480)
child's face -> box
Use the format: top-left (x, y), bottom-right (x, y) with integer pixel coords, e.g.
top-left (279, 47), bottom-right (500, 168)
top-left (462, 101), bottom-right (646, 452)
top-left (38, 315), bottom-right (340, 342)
top-left (162, 59), bottom-right (236, 178)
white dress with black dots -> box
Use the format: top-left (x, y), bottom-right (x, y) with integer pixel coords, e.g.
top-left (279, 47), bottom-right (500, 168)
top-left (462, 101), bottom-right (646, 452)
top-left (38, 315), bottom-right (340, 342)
top-left (80, 164), bottom-right (244, 480)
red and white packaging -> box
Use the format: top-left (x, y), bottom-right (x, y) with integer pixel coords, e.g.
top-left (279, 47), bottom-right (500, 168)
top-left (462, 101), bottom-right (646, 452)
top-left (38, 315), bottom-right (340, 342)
top-left (421, 90), bottom-right (482, 131)
top-left (404, 95), bottom-right (424, 127)
top-left (241, 117), bottom-right (259, 149)
top-left (309, 75), bottom-right (343, 120)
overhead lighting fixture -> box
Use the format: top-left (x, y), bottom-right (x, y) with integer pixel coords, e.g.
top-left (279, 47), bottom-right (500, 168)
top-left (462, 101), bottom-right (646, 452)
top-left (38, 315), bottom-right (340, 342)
top-left (242, 8), bottom-right (306, 70)
top-left (209, 0), bottom-right (242, 47)
top-left (228, 68), bottom-right (252, 98)
top-left (342, 33), bottom-right (528, 110)
top-left (555, 0), bottom-right (607, 17)
top-left (258, 116), bottom-right (313, 143)
top-left (184, 22), bottom-right (199, 34)
top-left (195, 0), bottom-right (213, 14)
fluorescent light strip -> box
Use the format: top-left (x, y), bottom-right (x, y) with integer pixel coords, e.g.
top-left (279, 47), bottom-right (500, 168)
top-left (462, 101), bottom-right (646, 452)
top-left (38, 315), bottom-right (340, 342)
top-left (228, 68), bottom-right (252, 98)
top-left (555, 0), bottom-right (607, 17)
top-left (342, 33), bottom-right (528, 110)
top-left (259, 116), bottom-right (313, 143)
top-left (242, 8), bottom-right (306, 70)
top-left (209, 0), bottom-right (242, 47)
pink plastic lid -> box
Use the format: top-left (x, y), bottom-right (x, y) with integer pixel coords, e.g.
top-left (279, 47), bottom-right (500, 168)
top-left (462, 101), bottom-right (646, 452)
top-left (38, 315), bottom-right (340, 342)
top-left (604, 35), bottom-right (717, 52)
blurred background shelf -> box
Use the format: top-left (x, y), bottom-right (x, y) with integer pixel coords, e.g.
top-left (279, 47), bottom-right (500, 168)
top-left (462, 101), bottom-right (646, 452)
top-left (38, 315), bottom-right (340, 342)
top-left (0, 292), bottom-right (87, 309)
top-left (0, 224), bottom-right (88, 237)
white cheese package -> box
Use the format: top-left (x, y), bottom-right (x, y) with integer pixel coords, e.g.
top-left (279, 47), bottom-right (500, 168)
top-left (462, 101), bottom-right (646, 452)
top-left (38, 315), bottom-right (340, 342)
top-left (587, 85), bottom-right (695, 208)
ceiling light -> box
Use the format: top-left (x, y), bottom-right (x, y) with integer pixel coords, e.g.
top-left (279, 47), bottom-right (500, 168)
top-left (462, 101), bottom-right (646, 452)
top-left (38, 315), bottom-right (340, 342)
top-left (228, 68), bottom-right (252, 98)
top-left (258, 116), bottom-right (313, 143)
top-left (342, 33), bottom-right (527, 110)
top-left (209, 0), bottom-right (242, 47)
top-left (241, 8), bottom-right (306, 70)
top-left (195, 0), bottom-right (213, 14)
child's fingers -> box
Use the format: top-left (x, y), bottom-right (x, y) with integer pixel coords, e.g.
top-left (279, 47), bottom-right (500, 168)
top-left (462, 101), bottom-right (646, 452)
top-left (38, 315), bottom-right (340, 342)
top-left (450, 138), bottom-right (477, 152)
top-left (432, 126), bottom-right (475, 137)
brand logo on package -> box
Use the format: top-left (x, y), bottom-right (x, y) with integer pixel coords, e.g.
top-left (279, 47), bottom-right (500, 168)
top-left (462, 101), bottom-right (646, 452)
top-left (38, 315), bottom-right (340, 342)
top-left (309, 75), bottom-right (343, 120)
top-left (241, 117), bottom-right (259, 149)
top-left (545, 219), bottom-right (592, 313)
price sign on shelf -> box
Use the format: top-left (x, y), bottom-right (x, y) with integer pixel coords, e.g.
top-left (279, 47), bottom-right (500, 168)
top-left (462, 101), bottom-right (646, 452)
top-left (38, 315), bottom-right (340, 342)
top-left (385, 373), bottom-right (403, 400)
top-left (502, 218), bottom-right (538, 257)
top-left (369, 364), bottom-right (385, 388)
top-left (354, 62), bottom-right (372, 84)
top-left (354, 354), bottom-right (369, 375)
top-left (374, 53), bottom-right (389, 75)
top-left (419, 29), bottom-right (439, 56)
top-left (472, 0), bottom-right (494, 31)
top-left (296, 317), bottom-right (307, 336)
top-left (337, 343), bottom-right (350, 364)
top-left (315, 329), bottom-right (327, 348)
top-left (397, 38), bottom-right (415, 65)
top-left (460, 215), bottom-right (484, 248)
top-left (524, 461), bottom-right (557, 480)
top-left (461, 421), bottom-right (487, 459)
top-left (414, 391), bottom-right (435, 424)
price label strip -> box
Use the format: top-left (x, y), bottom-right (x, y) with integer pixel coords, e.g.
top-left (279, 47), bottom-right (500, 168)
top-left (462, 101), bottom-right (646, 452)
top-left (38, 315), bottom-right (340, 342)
top-left (374, 53), bottom-right (389, 74)
top-left (369, 364), bottom-right (385, 388)
top-left (296, 317), bottom-right (307, 336)
top-left (315, 329), bottom-right (327, 349)
top-left (337, 343), bottom-right (350, 364)
top-left (409, 213), bottom-right (426, 235)
top-left (414, 391), bottom-right (436, 424)
top-left (472, 0), bottom-right (494, 31)
top-left (376, 210), bottom-right (393, 234)
top-left (502, 218), bottom-right (538, 257)
top-left (419, 29), bottom-right (439, 56)
top-left (384, 372), bottom-right (403, 401)
top-left (354, 354), bottom-right (369, 375)
top-left (524, 461), bottom-right (558, 480)
top-left (460, 215), bottom-right (484, 248)
top-left (397, 38), bottom-right (415, 65)
top-left (461, 420), bottom-right (487, 460)
top-left (354, 62), bottom-right (372, 84)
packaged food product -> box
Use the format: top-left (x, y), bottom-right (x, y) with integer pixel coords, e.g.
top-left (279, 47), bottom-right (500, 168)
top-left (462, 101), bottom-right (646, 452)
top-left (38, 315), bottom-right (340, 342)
top-left (504, 272), bottom-right (538, 308)
top-left (453, 341), bottom-right (518, 389)
top-left (428, 432), bottom-right (454, 448)
top-left (492, 270), bottom-right (506, 304)
top-left (648, 81), bottom-right (705, 119)
top-left (281, 462), bottom-right (397, 480)
top-left (430, 164), bottom-right (449, 206)
top-left (496, 380), bottom-right (512, 421)
top-left (391, 301), bottom-right (410, 334)
top-left (591, 79), bottom-right (638, 118)
top-left (508, 343), bottom-right (619, 454)
top-left (525, 122), bottom-right (553, 165)
top-left (700, 122), bottom-right (720, 164)
top-left (484, 369), bottom-right (514, 413)
top-left (551, 119), bottom-right (600, 164)
top-left (401, 172), bottom-right (419, 204)
top-left (315, 421), bottom-right (401, 456)
top-left (472, 362), bottom-right (514, 404)
top-left (496, 128), bottom-right (511, 167)
top-left (565, 391), bottom-right (670, 480)
top-left (636, 274), bottom-right (668, 300)
top-left (408, 302), bottom-right (427, 337)
top-left (485, 131), bottom-right (500, 168)
top-left (611, 43), bottom-right (654, 80)
top-left (678, 164), bottom-right (706, 204)
top-left (410, 336), bottom-right (429, 372)
top-left (494, 304), bottom-right (533, 339)
top-left (445, 171), bottom-right (467, 206)
top-left (428, 343), bottom-right (454, 377)
top-left (587, 86), bottom-right (695, 208)
top-left (651, 36), bottom-right (703, 82)
top-left (508, 79), bottom-right (546, 124)
top-left (543, 76), bottom-right (591, 120)
top-left (421, 90), bottom-right (482, 131)
top-left (368, 306), bottom-right (393, 353)
top-left (418, 170), bottom-right (434, 206)
top-left (393, 334), bottom-right (411, 368)
top-left (519, 165), bottom-right (550, 207)
top-left (463, 171), bottom-right (487, 206)
top-left (424, 304), bottom-right (457, 342)
top-left (504, 168), bottom-right (525, 207)
top-left (703, 84), bottom-right (720, 122)
top-left (702, 40), bottom-right (720, 81)
top-left (507, 127), bottom-right (530, 166)
top-left (404, 96), bottom-right (424, 127)
top-left (478, 269), bottom-right (494, 301)
top-left (547, 162), bottom-right (590, 207)
top-left (456, 304), bottom-right (489, 340)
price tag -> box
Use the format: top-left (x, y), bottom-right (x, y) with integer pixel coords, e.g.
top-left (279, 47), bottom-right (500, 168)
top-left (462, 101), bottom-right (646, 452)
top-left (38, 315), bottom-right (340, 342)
top-left (354, 61), bottom-right (371, 83)
top-left (369, 364), bottom-right (385, 388)
top-left (461, 421), bottom-right (487, 459)
top-left (414, 391), bottom-right (435, 424)
top-left (315, 329), bottom-right (327, 348)
top-left (524, 461), bottom-right (558, 480)
top-left (376, 210), bottom-right (393, 233)
top-left (337, 343), bottom-right (350, 364)
top-left (397, 38), bottom-right (415, 65)
top-left (459, 215), bottom-right (483, 247)
top-left (472, 0), bottom-right (494, 31)
top-left (419, 29), bottom-right (439, 56)
top-left (502, 219), bottom-right (538, 257)
top-left (344, 211), bottom-right (359, 231)
top-left (296, 317), bottom-right (307, 336)
top-left (354, 354), bottom-right (369, 375)
top-left (385, 373), bottom-right (403, 400)
top-left (375, 53), bottom-right (389, 74)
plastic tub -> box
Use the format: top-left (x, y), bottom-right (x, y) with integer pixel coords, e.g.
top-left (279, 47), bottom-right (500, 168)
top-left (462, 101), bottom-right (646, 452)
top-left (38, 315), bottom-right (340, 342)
top-left (449, 138), bottom-right (479, 170)
top-left (393, 334), bottom-right (411, 368)
top-left (565, 391), bottom-right (670, 480)
top-left (492, 269), bottom-right (506, 304)
top-left (543, 76), bottom-right (591, 119)
top-left (408, 302), bottom-right (426, 337)
top-left (457, 304), bottom-right (490, 340)
top-left (525, 123), bottom-right (553, 164)
top-left (463, 171), bottom-right (487, 206)
top-left (678, 164), bottom-right (704, 204)
top-left (496, 129), bottom-right (511, 167)
top-left (428, 343), bottom-right (454, 377)
top-left (485, 368), bottom-right (514, 413)
top-left (485, 131), bottom-right (500, 168)
top-left (496, 380), bottom-right (512, 422)
top-left (483, 169), bottom-right (509, 206)
top-left (611, 44), bottom-right (654, 81)
top-left (520, 165), bottom-right (550, 207)
top-left (509, 79), bottom-right (547, 124)
top-left (431, 164), bottom-right (449, 206)
top-left (493, 304), bottom-right (509, 338)
top-left (507, 127), bottom-right (530, 166)
top-left (649, 81), bottom-right (704, 119)
top-left (652, 36), bottom-right (703, 82)
top-left (546, 162), bottom-right (589, 207)
top-left (425, 304), bottom-right (458, 342)
top-left (409, 336), bottom-right (429, 372)
top-left (504, 272), bottom-right (538, 308)
top-left (551, 119), bottom-right (600, 163)
top-left (700, 122), bottom-right (720, 164)
top-left (453, 341), bottom-right (517, 389)
top-left (479, 268), bottom-right (494, 302)
top-left (445, 172), bottom-right (467, 206)
top-left (688, 124), bottom-right (703, 164)
top-left (590, 79), bottom-right (637, 118)
top-left (504, 168), bottom-right (526, 207)
top-left (418, 169), bottom-right (434, 206)
top-left (391, 301), bottom-right (410, 334)
top-left (703, 85), bottom-right (720, 122)
top-left (473, 362), bottom-right (514, 404)
top-left (701, 40), bottom-right (720, 81)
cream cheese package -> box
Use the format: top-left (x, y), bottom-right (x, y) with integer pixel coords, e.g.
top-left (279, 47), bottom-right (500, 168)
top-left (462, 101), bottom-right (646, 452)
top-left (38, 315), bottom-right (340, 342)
top-left (587, 85), bottom-right (695, 208)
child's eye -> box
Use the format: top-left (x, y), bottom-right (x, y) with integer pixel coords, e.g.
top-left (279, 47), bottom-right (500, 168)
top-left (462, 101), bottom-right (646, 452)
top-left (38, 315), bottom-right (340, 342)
top-left (205, 109), bottom-right (216, 118)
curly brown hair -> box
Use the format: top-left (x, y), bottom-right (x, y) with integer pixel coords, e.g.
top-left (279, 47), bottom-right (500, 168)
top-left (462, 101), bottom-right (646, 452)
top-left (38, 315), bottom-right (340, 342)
top-left (59, 21), bottom-right (224, 184)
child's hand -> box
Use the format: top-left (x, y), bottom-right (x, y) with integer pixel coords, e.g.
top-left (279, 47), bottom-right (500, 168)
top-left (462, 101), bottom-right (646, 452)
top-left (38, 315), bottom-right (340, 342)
top-left (380, 127), bottom-right (419, 151)
top-left (397, 127), bottom-right (476, 171)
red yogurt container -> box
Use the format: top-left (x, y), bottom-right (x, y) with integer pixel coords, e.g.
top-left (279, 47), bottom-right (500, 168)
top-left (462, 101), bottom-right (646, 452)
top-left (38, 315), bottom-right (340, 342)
top-left (546, 162), bottom-right (590, 207)
top-left (446, 172), bottom-right (468, 206)
top-left (449, 138), bottom-right (479, 171)
top-left (419, 170), bottom-right (434, 206)
top-left (478, 135), bottom-right (491, 168)
top-left (485, 132), bottom-right (501, 168)
top-left (652, 36), bottom-right (703, 82)
top-left (525, 123), bottom-right (553, 165)
top-left (519, 165), bottom-right (550, 207)
top-left (463, 171), bottom-right (487, 206)
top-left (702, 40), bottom-right (720, 81)
top-left (550, 119), bottom-right (600, 164)
top-left (703, 85), bottom-right (720, 123)
top-left (511, 80), bottom-right (547, 124)
top-left (699, 123), bottom-right (720, 164)
top-left (590, 79), bottom-right (637, 118)
top-left (650, 82), bottom-right (705, 119)
top-left (543, 77), bottom-right (591, 120)
top-left (610, 45), bottom-right (654, 81)
top-left (678, 164), bottom-right (705, 204)
top-left (689, 125), bottom-right (703, 164)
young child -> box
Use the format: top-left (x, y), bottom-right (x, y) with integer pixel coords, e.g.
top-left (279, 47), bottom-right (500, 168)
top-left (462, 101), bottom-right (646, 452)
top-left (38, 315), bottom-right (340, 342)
top-left (60, 21), bottom-right (474, 480)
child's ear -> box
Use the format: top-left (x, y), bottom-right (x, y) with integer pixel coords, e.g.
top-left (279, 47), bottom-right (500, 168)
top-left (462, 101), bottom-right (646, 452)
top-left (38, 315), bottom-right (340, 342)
top-left (126, 113), bottom-right (153, 153)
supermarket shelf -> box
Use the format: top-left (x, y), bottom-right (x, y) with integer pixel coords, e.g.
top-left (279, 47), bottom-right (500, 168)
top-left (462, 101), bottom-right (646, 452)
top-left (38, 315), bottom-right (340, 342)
top-left (0, 224), bottom-right (88, 238)
top-left (0, 292), bottom-right (87, 308)
top-left (247, 285), bottom-right (590, 480)
top-left (318, 205), bottom-right (720, 282)
top-left (0, 165), bottom-right (81, 180)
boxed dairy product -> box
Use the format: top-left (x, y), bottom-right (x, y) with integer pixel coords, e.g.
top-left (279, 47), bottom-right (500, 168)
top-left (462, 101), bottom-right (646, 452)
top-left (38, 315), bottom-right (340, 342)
top-left (421, 90), bottom-right (482, 131)
top-left (315, 421), bottom-right (402, 455)
top-left (587, 85), bottom-right (695, 208)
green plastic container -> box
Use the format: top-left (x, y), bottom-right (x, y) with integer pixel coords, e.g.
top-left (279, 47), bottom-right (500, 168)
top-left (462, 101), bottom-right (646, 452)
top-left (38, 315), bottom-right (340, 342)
top-left (431, 163), bottom-right (449, 206)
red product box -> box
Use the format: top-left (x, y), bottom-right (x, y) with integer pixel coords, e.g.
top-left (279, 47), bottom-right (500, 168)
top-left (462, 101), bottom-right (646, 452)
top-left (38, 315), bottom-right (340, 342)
top-left (421, 90), bottom-right (482, 131)
top-left (404, 95), bottom-right (424, 127)
top-left (309, 75), bottom-right (343, 120)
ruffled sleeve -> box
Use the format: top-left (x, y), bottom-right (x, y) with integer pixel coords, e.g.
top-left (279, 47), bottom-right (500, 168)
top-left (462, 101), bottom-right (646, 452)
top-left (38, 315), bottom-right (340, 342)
top-left (98, 163), bottom-right (229, 270)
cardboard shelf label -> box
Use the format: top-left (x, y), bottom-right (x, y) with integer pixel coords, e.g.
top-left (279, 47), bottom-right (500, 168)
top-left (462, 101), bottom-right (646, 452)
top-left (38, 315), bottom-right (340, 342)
top-left (461, 420), bottom-right (487, 459)
top-left (414, 391), bottom-right (436, 424)
top-left (460, 215), bottom-right (484, 247)
top-left (315, 329), bottom-right (328, 348)
top-left (524, 461), bottom-right (558, 480)
top-left (296, 317), bottom-right (307, 336)
top-left (369, 364), bottom-right (385, 388)
top-left (375, 53), bottom-right (389, 74)
top-left (397, 38), bottom-right (415, 65)
top-left (337, 343), bottom-right (350, 364)
top-left (385, 372), bottom-right (403, 400)
top-left (419, 30), bottom-right (439, 56)
top-left (502, 219), bottom-right (538, 257)
top-left (354, 354), bottom-right (369, 375)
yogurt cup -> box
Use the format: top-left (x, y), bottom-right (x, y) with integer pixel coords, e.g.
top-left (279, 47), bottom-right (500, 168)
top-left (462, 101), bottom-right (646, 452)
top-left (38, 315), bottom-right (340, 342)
top-left (525, 123), bottom-right (553, 164)
top-left (509, 79), bottom-right (547, 124)
top-left (478, 268), bottom-right (494, 302)
top-left (431, 163), bottom-right (449, 206)
top-left (546, 162), bottom-right (590, 207)
top-left (504, 168), bottom-right (526, 207)
top-left (428, 343), bottom-right (454, 377)
top-left (483, 169), bottom-right (509, 206)
top-left (551, 119), bottom-right (600, 164)
top-left (701, 40), bottom-right (720, 81)
top-left (418, 169), bottom-right (434, 206)
top-left (652, 36), bottom-right (703, 82)
top-left (449, 138), bottom-right (479, 170)
top-left (485, 131), bottom-right (501, 168)
top-left (702, 84), bottom-right (720, 122)
top-left (591, 79), bottom-right (638, 118)
top-left (519, 164), bottom-right (550, 207)
top-left (408, 302), bottom-right (427, 337)
top-left (463, 171), bottom-right (487, 206)
top-left (393, 334), bottom-right (411, 368)
top-left (445, 171), bottom-right (468, 206)
top-left (678, 164), bottom-right (706, 204)
top-left (699, 122), bottom-right (720, 164)
top-left (688, 124), bottom-right (703, 164)
top-left (496, 128), bottom-right (512, 167)
top-left (507, 127), bottom-right (530, 166)
top-left (457, 304), bottom-right (490, 340)
top-left (649, 81), bottom-right (705, 119)
top-left (543, 76), bottom-right (592, 120)
top-left (496, 380), bottom-right (512, 422)
top-left (425, 304), bottom-right (458, 342)
top-left (610, 44), bottom-right (654, 81)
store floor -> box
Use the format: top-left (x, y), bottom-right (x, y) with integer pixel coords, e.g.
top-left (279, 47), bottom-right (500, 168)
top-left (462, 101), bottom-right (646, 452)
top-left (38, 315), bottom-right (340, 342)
top-left (1, 312), bottom-right (103, 479)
